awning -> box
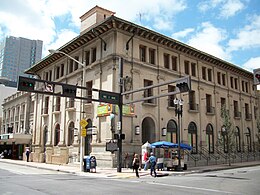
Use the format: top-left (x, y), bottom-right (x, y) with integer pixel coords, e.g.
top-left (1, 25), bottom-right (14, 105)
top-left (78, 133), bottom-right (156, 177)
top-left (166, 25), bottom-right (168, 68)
top-left (151, 141), bottom-right (192, 150)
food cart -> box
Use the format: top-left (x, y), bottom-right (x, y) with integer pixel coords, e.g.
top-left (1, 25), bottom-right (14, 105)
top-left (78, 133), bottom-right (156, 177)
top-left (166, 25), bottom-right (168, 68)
top-left (150, 141), bottom-right (192, 171)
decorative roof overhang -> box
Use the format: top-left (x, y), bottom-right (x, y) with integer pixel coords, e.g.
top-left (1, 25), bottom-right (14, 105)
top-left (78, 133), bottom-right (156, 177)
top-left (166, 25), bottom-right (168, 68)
top-left (25, 16), bottom-right (253, 79)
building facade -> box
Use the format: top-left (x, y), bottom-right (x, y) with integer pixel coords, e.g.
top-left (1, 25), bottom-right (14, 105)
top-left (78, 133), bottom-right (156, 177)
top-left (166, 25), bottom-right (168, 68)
top-left (0, 91), bottom-right (32, 159)
top-left (0, 36), bottom-right (43, 84)
top-left (24, 6), bottom-right (259, 167)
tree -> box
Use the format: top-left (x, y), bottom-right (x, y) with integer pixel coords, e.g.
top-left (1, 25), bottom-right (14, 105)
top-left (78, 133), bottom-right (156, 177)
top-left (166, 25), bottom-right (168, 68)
top-left (218, 105), bottom-right (236, 166)
top-left (256, 120), bottom-right (260, 152)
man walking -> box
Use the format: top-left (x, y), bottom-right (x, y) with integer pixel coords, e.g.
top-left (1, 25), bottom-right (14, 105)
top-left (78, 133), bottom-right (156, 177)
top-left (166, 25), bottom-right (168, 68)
top-left (149, 152), bottom-right (157, 177)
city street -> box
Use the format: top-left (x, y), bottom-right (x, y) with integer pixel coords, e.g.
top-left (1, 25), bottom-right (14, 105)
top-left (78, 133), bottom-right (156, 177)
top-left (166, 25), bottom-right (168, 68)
top-left (0, 162), bottom-right (259, 195)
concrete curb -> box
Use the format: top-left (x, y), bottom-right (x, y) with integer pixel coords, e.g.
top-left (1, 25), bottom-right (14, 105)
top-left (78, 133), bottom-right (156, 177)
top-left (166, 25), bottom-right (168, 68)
top-left (1, 159), bottom-right (260, 179)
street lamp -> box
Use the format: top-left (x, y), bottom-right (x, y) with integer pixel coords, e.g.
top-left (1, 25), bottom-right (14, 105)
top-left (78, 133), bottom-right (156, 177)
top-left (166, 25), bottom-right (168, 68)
top-left (174, 97), bottom-right (183, 171)
top-left (49, 49), bottom-right (85, 172)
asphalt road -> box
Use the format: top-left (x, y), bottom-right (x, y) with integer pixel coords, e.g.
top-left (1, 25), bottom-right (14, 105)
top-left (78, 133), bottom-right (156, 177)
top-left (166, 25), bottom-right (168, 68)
top-left (0, 162), bottom-right (259, 195)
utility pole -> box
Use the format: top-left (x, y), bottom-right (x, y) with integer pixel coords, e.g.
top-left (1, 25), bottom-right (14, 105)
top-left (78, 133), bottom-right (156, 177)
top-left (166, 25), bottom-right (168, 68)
top-left (117, 57), bottom-right (123, 172)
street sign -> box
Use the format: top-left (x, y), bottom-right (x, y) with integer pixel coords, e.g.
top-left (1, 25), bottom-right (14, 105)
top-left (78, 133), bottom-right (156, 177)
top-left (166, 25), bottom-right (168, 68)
top-left (80, 119), bottom-right (88, 127)
top-left (106, 139), bottom-right (118, 152)
top-left (81, 128), bottom-right (86, 137)
top-left (117, 121), bottom-right (121, 131)
top-left (99, 90), bottom-right (120, 104)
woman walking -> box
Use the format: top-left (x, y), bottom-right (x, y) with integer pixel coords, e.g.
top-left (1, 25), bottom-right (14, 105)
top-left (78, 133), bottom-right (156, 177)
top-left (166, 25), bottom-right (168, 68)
top-left (132, 154), bottom-right (140, 178)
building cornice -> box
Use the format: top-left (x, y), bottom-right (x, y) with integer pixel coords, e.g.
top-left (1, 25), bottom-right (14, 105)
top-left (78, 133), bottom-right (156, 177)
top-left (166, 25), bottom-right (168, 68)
top-left (25, 16), bottom-right (253, 79)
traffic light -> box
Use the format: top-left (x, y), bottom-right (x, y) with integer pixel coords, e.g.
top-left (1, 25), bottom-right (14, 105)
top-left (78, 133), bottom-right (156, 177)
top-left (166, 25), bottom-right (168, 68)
top-left (18, 76), bottom-right (36, 92)
top-left (254, 68), bottom-right (260, 85)
top-left (176, 76), bottom-right (191, 93)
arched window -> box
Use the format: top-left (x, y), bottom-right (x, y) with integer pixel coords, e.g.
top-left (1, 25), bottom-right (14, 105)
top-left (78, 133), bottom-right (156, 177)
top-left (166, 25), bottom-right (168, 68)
top-left (188, 122), bottom-right (197, 154)
top-left (54, 124), bottom-right (60, 146)
top-left (221, 126), bottom-right (228, 153)
top-left (166, 120), bottom-right (177, 143)
top-left (68, 122), bottom-right (75, 146)
top-left (206, 124), bottom-right (214, 153)
top-left (235, 126), bottom-right (241, 152)
top-left (245, 127), bottom-right (252, 152)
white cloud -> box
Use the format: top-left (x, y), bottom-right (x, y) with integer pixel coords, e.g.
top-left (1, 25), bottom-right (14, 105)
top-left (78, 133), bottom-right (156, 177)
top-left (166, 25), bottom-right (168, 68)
top-left (198, 0), bottom-right (245, 18)
top-left (242, 57), bottom-right (260, 71)
top-left (43, 29), bottom-right (79, 57)
top-left (187, 22), bottom-right (230, 60)
top-left (220, 0), bottom-right (245, 18)
top-left (171, 28), bottom-right (195, 39)
top-left (228, 14), bottom-right (260, 51)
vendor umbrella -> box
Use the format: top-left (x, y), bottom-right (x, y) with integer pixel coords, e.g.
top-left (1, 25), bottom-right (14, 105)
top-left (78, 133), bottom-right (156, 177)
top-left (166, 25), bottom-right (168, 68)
top-left (150, 141), bottom-right (176, 148)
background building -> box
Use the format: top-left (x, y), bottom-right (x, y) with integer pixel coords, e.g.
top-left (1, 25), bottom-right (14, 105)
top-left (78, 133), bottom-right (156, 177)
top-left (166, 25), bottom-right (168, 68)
top-left (0, 36), bottom-right (43, 85)
top-left (24, 6), bottom-right (259, 168)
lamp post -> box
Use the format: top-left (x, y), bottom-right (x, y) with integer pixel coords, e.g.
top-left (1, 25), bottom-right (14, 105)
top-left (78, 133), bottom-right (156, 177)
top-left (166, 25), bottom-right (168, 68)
top-left (174, 97), bottom-right (183, 171)
top-left (49, 49), bottom-right (85, 172)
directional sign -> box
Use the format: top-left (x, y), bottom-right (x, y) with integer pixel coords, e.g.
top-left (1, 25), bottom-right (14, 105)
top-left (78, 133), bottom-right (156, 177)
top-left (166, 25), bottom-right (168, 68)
top-left (81, 128), bottom-right (86, 137)
top-left (106, 139), bottom-right (118, 152)
top-left (99, 90), bottom-right (120, 104)
top-left (80, 119), bottom-right (88, 127)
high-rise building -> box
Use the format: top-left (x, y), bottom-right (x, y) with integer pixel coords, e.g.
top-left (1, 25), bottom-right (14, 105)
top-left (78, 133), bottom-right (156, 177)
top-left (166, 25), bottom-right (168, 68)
top-left (0, 36), bottom-right (43, 85)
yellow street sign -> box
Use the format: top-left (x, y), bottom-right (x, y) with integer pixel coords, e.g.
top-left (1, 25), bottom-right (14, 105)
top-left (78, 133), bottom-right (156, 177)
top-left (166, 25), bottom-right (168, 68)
top-left (80, 119), bottom-right (88, 127)
top-left (81, 128), bottom-right (87, 137)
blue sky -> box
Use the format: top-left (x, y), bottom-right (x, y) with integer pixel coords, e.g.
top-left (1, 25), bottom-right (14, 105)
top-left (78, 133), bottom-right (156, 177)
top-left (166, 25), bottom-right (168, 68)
top-left (0, 0), bottom-right (259, 72)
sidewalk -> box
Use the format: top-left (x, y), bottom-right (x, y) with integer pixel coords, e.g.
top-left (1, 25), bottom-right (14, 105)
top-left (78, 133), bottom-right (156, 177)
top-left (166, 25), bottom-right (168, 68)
top-left (0, 158), bottom-right (259, 179)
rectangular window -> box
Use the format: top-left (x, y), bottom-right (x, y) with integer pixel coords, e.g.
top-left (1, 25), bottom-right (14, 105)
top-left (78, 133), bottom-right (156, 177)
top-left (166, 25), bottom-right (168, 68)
top-left (69, 59), bottom-right (73, 73)
top-left (168, 85), bottom-right (175, 107)
top-left (191, 63), bottom-right (196, 77)
top-left (164, 53), bottom-right (170, 69)
top-left (234, 78), bottom-right (238, 89)
top-left (217, 72), bottom-right (221, 85)
top-left (208, 69), bottom-right (212, 82)
top-left (222, 74), bottom-right (226, 86)
top-left (85, 50), bottom-right (90, 65)
top-left (144, 79), bottom-right (153, 103)
top-left (189, 90), bottom-right (196, 110)
top-left (43, 96), bottom-right (49, 114)
top-left (86, 81), bottom-right (93, 103)
top-left (49, 70), bottom-right (52, 81)
top-left (230, 77), bottom-right (234, 88)
top-left (245, 82), bottom-right (248, 93)
top-left (172, 56), bottom-right (177, 71)
top-left (149, 48), bottom-right (155, 65)
top-left (184, 61), bottom-right (190, 75)
top-left (202, 67), bottom-right (206, 80)
top-left (139, 45), bottom-right (146, 62)
top-left (242, 81), bottom-right (245, 92)
top-left (60, 64), bottom-right (64, 77)
top-left (234, 100), bottom-right (239, 117)
top-left (245, 103), bottom-right (250, 119)
top-left (206, 94), bottom-right (212, 113)
top-left (56, 66), bottom-right (60, 80)
top-left (74, 56), bottom-right (79, 70)
top-left (91, 47), bottom-right (97, 63)
top-left (45, 72), bottom-right (49, 81)
top-left (221, 97), bottom-right (226, 108)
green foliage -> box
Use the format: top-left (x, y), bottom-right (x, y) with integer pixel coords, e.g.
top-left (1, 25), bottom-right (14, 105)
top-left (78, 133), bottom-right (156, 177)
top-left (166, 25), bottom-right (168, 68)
top-left (219, 105), bottom-right (236, 165)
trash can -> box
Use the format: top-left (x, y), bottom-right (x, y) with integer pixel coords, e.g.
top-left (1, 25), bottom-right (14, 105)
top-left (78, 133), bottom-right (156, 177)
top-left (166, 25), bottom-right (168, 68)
top-left (83, 156), bottom-right (91, 172)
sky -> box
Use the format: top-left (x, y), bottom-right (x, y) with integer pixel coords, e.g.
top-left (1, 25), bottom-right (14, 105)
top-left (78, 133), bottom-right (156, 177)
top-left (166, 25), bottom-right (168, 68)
top-left (0, 0), bottom-right (260, 72)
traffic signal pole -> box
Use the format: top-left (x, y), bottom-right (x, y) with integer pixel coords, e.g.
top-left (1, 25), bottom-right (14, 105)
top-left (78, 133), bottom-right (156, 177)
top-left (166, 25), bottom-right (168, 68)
top-left (117, 57), bottom-right (123, 172)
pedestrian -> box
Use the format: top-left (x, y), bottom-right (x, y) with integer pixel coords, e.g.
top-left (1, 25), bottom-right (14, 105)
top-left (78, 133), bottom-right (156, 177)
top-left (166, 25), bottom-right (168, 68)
top-left (149, 152), bottom-right (157, 177)
top-left (143, 151), bottom-right (149, 171)
top-left (132, 154), bottom-right (140, 178)
top-left (26, 148), bottom-right (30, 162)
top-left (132, 152), bottom-right (136, 172)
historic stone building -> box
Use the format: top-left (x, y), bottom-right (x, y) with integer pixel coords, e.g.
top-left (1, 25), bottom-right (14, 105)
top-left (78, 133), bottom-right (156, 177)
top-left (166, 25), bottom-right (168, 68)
top-left (1, 91), bottom-right (32, 159)
top-left (24, 6), bottom-right (259, 167)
